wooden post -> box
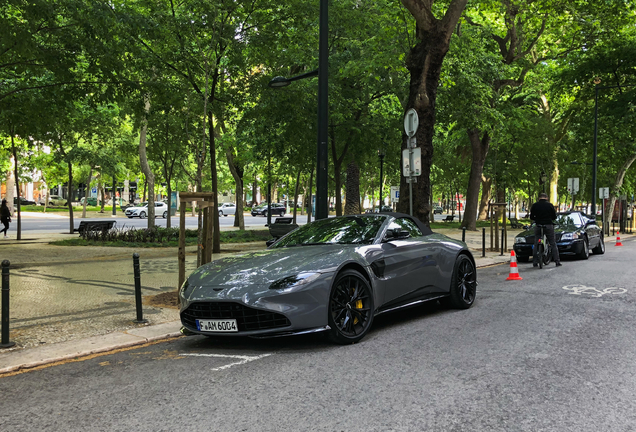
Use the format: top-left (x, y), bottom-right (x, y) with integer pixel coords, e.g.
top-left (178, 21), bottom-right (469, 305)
top-left (206, 203), bottom-right (213, 263)
top-left (178, 200), bottom-right (186, 290)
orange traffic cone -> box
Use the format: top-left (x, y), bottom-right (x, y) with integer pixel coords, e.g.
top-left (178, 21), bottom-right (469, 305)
top-left (506, 250), bottom-right (523, 281)
top-left (616, 231), bottom-right (623, 247)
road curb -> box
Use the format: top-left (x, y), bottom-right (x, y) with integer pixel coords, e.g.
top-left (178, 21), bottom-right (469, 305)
top-left (0, 321), bottom-right (182, 375)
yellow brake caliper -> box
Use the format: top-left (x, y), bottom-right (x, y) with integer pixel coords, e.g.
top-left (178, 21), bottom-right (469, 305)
top-left (353, 288), bottom-right (362, 324)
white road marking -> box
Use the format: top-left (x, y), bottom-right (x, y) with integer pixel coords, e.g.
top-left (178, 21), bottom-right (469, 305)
top-left (562, 285), bottom-right (627, 298)
top-left (181, 353), bottom-right (273, 371)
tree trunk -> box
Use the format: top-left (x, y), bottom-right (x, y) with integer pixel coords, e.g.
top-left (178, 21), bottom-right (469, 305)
top-left (397, 0), bottom-right (468, 224)
top-left (225, 147), bottom-right (244, 230)
top-left (307, 169), bottom-right (314, 223)
top-left (344, 161), bottom-right (361, 215)
top-left (477, 175), bottom-right (492, 220)
top-left (208, 111), bottom-right (220, 252)
top-left (462, 129), bottom-right (491, 230)
top-left (606, 151), bottom-right (636, 230)
top-left (67, 161), bottom-right (74, 234)
top-left (293, 169), bottom-right (301, 224)
top-left (138, 95), bottom-right (155, 227)
top-left (166, 181), bottom-right (172, 228)
top-left (549, 147), bottom-right (559, 204)
top-left (5, 157), bottom-right (15, 214)
top-left (11, 133), bottom-right (21, 240)
top-left (82, 168), bottom-right (92, 218)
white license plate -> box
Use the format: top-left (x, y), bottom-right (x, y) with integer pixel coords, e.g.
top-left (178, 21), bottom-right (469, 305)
top-left (196, 319), bottom-right (238, 332)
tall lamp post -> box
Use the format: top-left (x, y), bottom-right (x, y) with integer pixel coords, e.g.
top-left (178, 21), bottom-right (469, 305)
top-left (269, 0), bottom-right (329, 220)
top-left (378, 148), bottom-right (385, 209)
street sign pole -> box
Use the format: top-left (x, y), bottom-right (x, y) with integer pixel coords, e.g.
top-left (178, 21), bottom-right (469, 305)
top-left (403, 108), bottom-right (419, 217)
top-left (409, 145), bottom-right (413, 216)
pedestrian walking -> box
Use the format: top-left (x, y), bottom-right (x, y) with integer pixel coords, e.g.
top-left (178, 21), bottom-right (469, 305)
top-left (1, 199), bottom-right (11, 238)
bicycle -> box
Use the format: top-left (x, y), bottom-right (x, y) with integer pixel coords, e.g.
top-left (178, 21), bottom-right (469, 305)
top-left (535, 224), bottom-right (552, 269)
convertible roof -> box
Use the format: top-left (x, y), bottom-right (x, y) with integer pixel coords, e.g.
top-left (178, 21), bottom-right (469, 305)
top-left (377, 212), bottom-right (433, 236)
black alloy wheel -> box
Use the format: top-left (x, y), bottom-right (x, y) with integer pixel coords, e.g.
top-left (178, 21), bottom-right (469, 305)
top-left (327, 269), bottom-right (374, 344)
top-left (163, 211), bottom-right (167, 218)
top-left (577, 237), bottom-right (590, 260)
top-left (219, 210), bottom-right (223, 217)
top-left (448, 254), bottom-right (476, 309)
top-left (592, 234), bottom-right (605, 255)
top-left (139, 211), bottom-right (147, 219)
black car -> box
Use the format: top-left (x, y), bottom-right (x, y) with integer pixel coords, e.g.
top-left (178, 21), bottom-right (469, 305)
top-left (251, 202), bottom-right (286, 217)
top-left (513, 211), bottom-right (605, 262)
top-left (433, 206), bottom-right (443, 214)
top-left (13, 197), bottom-right (36, 206)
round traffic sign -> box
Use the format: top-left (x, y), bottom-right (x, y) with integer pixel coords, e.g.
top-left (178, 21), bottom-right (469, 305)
top-left (404, 108), bottom-right (419, 137)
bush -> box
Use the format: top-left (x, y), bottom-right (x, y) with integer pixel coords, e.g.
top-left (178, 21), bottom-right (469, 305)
top-left (79, 226), bottom-right (199, 243)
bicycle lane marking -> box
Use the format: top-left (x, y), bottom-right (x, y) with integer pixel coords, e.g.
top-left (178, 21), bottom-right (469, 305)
top-left (180, 353), bottom-right (273, 371)
top-left (562, 285), bottom-right (627, 298)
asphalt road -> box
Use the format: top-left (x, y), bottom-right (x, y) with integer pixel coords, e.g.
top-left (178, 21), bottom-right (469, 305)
top-left (1, 239), bottom-right (634, 431)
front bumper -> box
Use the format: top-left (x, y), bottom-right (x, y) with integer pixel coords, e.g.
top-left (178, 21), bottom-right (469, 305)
top-left (513, 238), bottom-right (585, 258)
top-left (179, 273), bottom-right (335, 337)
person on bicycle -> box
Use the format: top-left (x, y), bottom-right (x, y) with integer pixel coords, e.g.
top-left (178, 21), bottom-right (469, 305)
top-left (530, 193), bottom-right (561, 267)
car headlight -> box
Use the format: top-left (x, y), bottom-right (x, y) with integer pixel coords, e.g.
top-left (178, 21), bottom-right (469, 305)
top-left (515, 237), bottom-right (526, 244)
top-left (561, 233), bottom-right (579, 240)
top-left (270, 272), bottom-right (321, 290)
top-left (179, 279), bottom-right (190, 298)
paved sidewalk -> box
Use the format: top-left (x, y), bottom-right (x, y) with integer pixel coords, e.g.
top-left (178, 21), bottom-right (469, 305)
top-left (3, 225), bottom-right (621, 375)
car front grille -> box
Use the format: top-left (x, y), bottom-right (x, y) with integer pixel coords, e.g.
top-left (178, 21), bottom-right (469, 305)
top-left (181, 302), bottom-right (291, 332)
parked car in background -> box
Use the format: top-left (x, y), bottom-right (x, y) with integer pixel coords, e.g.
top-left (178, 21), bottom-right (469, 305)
top-left (125, 201), bottom-right (169, 219)
top-left (513, 211), bottom-right (604, 262)
top-left (80, 197), bottom-right (98, 206)
top-left (218, 202), bottom-right (236, 217)
top-left (251, 202), bottom-right (286, 217)
top-left (365, 205), bottom-right (393, 213)
top-left (47, 195), bottom-right (66, 206)
top-left (433, 206), bottom-right (443, 214)
top-left (13, 197), bottom-right (36, 206)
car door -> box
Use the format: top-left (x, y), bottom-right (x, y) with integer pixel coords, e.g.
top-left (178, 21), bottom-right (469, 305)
top-left (227, 203), bottom-right (236, 215)
top-left (376, 218), bottom-right (441, 306)
top-left (582, 214), bottom-right (601, 248)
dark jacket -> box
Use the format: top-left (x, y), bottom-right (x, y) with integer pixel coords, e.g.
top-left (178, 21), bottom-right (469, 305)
top-left (530, 199), bottom-right (557, 225)
top-left (1, 204), bottom-right (11, 222)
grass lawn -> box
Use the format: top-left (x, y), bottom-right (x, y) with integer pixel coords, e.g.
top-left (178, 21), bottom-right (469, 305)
top-left (50, 229), bottom-right (272, 247)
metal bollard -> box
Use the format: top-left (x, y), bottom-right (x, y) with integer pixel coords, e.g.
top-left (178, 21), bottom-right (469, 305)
top-left (462, 227), bottom-right (466, 243)
top-left (482, 228), bottom-right (486, 257)
top-left (1, 260), bottom-right (15, 348)
top-left (132, 253), bottom-right (148, 324)
top-left (612, 222), bottom-right (615, 236)
top-left (500, 228), bottom-right (505, 256)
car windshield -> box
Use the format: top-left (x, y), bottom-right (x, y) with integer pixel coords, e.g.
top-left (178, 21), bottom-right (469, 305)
top-left (273, 215), bottom-right (386, 247)
top-left (556, 213), bottom-right (583, 228)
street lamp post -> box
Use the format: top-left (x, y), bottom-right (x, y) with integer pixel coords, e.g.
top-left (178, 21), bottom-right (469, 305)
top-left (378, 148), bottom-right (385, 209)
top-left (268, 0), bottom-right (329, 220)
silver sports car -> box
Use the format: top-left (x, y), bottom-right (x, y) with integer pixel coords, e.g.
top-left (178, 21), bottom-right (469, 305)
top-left (179, 213), bottom-right (477, 344)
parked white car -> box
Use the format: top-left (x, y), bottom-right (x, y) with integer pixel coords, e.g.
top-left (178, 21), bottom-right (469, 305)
top-left (125, 201), bottom-right (169, 219)
top-left (48, 195), bottom-right (66, 206)
top-left (218, 202), bottom-right (236, 217)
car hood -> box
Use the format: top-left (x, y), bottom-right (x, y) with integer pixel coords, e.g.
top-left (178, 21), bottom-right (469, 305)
top-left (183, 244), bottom-right (364, 301)
top-left (126, 206), bottom-right (147, 211)
top-left (188, 245), bottom-right (357, 285)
